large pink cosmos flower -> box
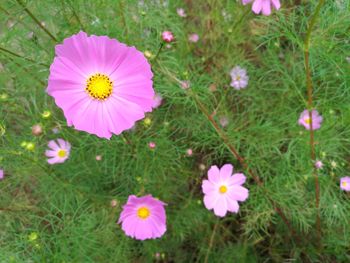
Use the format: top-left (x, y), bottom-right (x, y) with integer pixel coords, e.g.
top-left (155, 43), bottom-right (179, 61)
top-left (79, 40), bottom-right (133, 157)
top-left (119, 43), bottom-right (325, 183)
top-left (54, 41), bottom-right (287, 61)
top-left (242, 0), bottom-right (281, 16)
top-left (202, 164), bottom-right (249, 217)
top-left (47, 32), bottom-right (154, 139)
top-left (45, 139), bottom-right (71, 164)
top-left (118, 195), bottom-right (166, 240)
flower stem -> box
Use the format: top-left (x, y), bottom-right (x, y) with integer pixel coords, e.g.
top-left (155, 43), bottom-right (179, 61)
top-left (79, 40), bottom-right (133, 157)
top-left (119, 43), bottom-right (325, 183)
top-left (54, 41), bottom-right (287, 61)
top-left (15, 0), bottom-right (58, 43)
top-left (303, 0), bottom-right (325, 249)
top-left (153, 42), bottom-right (165, 62)
top-left (204, 219), bottom-right (219, 263)
top-left (0, 46), bottom-right (49, 67)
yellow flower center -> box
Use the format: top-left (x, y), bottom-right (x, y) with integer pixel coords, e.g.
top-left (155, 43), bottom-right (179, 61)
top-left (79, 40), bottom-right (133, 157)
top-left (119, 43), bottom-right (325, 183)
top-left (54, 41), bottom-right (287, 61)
top-left (137, 207), bottom-right (150, 219)
top-left (305, 118), bottom-right (311, 124)
top-left (219, 185), bottom-right (227, 194)
top-left (342, 181), bottom-right (347, 187)
top-left (86, 73), bottom-right (113, 100)
top-left (57, 149), bottom-right (66, 158)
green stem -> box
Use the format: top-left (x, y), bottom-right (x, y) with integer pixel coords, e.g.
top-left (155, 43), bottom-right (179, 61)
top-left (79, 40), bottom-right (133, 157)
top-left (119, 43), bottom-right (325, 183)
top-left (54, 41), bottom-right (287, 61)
top-left (204, 219), bottom-right (219, 263)
top-left (0, 46), bottom-right (49, 67)
top-left (303, 0), bottom-right (325, 250)
top-left (15, 0), bottom-right (58, 43)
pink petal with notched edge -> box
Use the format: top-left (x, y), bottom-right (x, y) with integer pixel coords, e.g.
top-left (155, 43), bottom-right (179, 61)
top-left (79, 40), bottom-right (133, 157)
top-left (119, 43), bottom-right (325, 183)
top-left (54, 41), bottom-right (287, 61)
top-left (213, 196), bottom-right (228, 217)
top-left (228, 173), bottom-right (246, 186)
top-left (219, 164), bottom-right (233, 181)
top-left (202, 180), bottom-right (216, 194)
top-left (252, 0), bottom-right (263, 14)
top-left (228, 186), bottom-right (249, 201)
top-left (208, 165), bottom-right (220, 183)
top-left (271, 0), bottom-right (281, 9)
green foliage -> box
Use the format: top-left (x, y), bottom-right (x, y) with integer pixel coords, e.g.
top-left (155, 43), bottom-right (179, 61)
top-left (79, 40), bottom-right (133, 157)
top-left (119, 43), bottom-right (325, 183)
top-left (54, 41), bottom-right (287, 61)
top-left (1, 0), bottom-right (350, 262)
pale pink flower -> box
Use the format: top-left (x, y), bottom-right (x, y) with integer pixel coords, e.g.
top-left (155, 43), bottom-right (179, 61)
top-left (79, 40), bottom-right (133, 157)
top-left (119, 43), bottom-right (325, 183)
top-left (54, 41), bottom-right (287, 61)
top-left (32, 124), bottom-right (43, 136)
top-left (0, 169), bottom-right (4, 180)
top-left (219, 116), bottom-right (229, 128)
top-left (152, 93), bottom-right (163, 108)
top-left (242, 0), bottom-right (281, 16)
top-left (162, 31), bottom-right (174, 42)
top-left (340, 177), bottom-right (350, 191)
top-left (180, 80), bottom-right (190, 89)
top-left (110, 199), bottom-right (118, 207)
top-left (118, 195), bottom-right (166, 240)
top-left (298, 110), bottom-right (323, 130)
top-left (315, 160), bottom-right (323, 169)
top-left (188, 33), bottom-right (199, 43)
top-left (230, 66), bottom-right (249, 90)
top-left (47, 32), bottom-right (154, 139)
top-left (149, 142), bottom-right (156, 149)
top-left (186, 149), bottom-right (193, 156)
top-left (95, 155), bottom-right (102, 161)
top-left (202, 164), bottom-right (249, 217)
top-left (177, 8), bottom-right (187, 17)
top-left (45, 139), bottom-right (71, 164)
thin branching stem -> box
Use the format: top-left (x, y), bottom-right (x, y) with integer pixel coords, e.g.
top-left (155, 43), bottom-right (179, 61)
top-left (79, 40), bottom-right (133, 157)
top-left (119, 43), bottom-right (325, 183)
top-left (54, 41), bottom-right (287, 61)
top-left (303, 0), bottom-right (325, 249)
top-left (15, 0), bottom-right (58, 43)
top-left (204, 219), bottom-right (219, 263)
top-left (0, 46), bottom-right (49, 67)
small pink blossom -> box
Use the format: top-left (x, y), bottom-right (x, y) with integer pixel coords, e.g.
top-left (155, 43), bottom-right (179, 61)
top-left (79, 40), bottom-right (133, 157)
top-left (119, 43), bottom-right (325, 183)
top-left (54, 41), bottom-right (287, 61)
top-left (45, 139), bottom-right (71, 164)
top-left (152, 93), bottom-right (163, 108)
top-left (202, 164), bottom-right (249, 217)
top-left (230, 66), bottom-right (249, 90)
top-left (110, 199), bottom-right (118, 207)
top-left (162, 31), bottom-right (174, 43)
top-left (340, 177), bottom-right (350, 191)
top-left (118, 194), bottom-right (167, 240)
top-left (149, 142), bottom-right (156, 149)
top-left (180, 80), bottom-right (190, 89)
top-left (96, 155), bottom-right (102, 161)
top-left (219, 116), bottom-right (229, 128)
top-left (176, 8), bottom-right (187, 17)
top-left (315, 160), bottom-right (323, 169)
top-left (32, 124), bottom-right (43, 136)
top-left (0, 169), bottom-right (4, 180)
top-left (186, 149), bottom-right (193, 156)
top-left (188, 33), bottom-right (199, 43)
top-left (298, 110), bottom-right (323, 130)
top-left (242, 0), bottom-right (281, 16)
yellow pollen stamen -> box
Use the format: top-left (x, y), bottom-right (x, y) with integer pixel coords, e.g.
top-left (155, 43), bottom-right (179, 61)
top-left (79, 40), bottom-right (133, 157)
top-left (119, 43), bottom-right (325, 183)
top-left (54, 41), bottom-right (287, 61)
top-left (86, 73), bottom-right (113, 100)
top-left (305, 118), bottom-right (311, 124)
top-left (57, 149), bottom-right (66, 158)
top-left (342, 181), bottom-right (347, 187)
top-left (236, 75), bottom-right (241, 81)
top-left (137, 207), bottom-right (150, 219)
top-left (219, 185), bottom-right (227, 194)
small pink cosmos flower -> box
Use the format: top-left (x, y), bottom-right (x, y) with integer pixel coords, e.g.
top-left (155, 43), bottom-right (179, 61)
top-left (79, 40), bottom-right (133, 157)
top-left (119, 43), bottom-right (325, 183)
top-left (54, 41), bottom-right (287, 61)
top-left (340, 177), bottom-right (350, 192)
top-left (298, 110), bottom-right (323, 130)
top-left (315, 160), bottom-right (323, 169)
top-left (0, 169), bottom-right (4, 180)
top-left (219, 116), bottom-right (229, 128)
top-left (188, 33), bottom-right (199, 43)
top-left (242, 0), bottom-right (281, 16)
top-left (230, 66), bottom-right (249, 90)
top-left (202, 164), bottom-right (249, 217)
top-left (162, 31), bottom-right (174, 43)
top-left (118, 194), bottom-right (166, 240)
top-left (186, 149), bottom-right (193, 156)
top-left (45, 139), bottom-right (71, 164)
top-left (149, 142), bottom-right (156, 149)
top-left (32, 124), bottom-right (43, 136)
top-left (180, 80), bottom-right (190, 89)
top-left (95, 155), bottom-right (102, 161)
top-left (47, 32), bottom-right (154, 139)
top-left (176, 8), bottom-right (187, 17)
top-left (152, 93), bottom-right (163, 108)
